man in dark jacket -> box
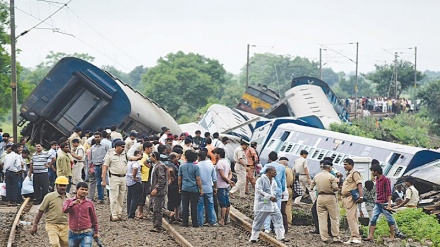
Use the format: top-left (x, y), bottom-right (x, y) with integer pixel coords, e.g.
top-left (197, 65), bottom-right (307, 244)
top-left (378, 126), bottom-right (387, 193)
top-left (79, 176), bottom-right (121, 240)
top-left (149, 152), bottom-right (168, 232)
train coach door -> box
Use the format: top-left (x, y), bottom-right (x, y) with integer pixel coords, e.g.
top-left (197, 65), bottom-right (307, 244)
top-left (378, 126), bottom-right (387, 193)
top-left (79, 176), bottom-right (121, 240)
top-left (57, 89), bottom-right (101, 132)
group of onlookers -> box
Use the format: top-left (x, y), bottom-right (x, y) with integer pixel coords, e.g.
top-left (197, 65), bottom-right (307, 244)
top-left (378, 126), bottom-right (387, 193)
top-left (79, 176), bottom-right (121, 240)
top-left (344, 96), bottom-right (419, 115)
top-left (1, 125), bottom-right (423, 246)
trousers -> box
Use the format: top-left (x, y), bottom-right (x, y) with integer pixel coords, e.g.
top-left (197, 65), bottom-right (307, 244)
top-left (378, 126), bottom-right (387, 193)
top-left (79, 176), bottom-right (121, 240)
top-left (264, 193), bottom-right (281, 231)
top-left (5, 171), bottom-right (20, 203)
top-left (317, 195), bottom-right (340, 241)
top-left (33, 172), bottom-right (49, 203)
top-left (230, 164), bottom-right (246, 197)
top-left (343, 196), bottom-right (361, 239)
top-left (250, 207), bottom-right (285, 241)
top-left (127, 182), bottom-right (142, 218)
top-left (68, 230), bottom-right (93, 247)
top-left (109, 176), bottom-right (126, 218)
top-left (94, 165), bottom-right (104, 201)
top-left (152, 195), bottom-right (165, 229)
top-left (71, 162), bottom-right (84, 194)
top-left (181, 191), bottom-right (199, 226)
top-left (46, 223), bottom-right (69, 247)
top-left (197, 192), bottom-right (217, 226)
top-left (298, 175), bottom-right (310, 196)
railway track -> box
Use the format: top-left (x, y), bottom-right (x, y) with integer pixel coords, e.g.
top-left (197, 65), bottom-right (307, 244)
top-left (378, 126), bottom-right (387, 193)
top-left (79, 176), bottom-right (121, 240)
top-left (7, 197), bottom-right (286, 247)
top-left (6, 197), bottom-right (31, 247)
top-left (164, 205), bottom-right (287, 247)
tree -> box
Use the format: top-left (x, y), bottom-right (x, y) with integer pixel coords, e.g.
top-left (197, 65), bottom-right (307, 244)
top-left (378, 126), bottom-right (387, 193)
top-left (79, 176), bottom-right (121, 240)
top-left (127, 65), bottom-right (147, 90)
top-left (101, 65), bottom-right (131, 84)
top-left (365, 61), bottom-right (423, 98)
top-left (417, 80), bottom-right (440, 125)
top-left (0, 2), bottom-right (13, 120)
top-left (141, 51), bottom-right (226, 119)
top-left (332, 73), bottom-right (375, 98)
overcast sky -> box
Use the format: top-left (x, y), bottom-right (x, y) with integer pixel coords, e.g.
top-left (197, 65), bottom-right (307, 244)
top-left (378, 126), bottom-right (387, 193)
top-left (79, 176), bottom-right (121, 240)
top-left (12, 0), bottom-right (440, 75)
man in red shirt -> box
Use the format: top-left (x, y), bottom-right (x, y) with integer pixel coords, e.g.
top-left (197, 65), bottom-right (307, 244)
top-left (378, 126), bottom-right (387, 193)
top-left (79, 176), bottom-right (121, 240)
top-left (63, 182), bottom-right (99, 247)
top-left (365, 165), bottom-right (396, 242)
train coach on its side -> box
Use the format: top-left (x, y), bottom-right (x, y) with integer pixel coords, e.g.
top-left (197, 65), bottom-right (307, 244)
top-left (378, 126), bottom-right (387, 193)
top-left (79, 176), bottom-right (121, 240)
top-left (19, 57), bottom-right (181, 146)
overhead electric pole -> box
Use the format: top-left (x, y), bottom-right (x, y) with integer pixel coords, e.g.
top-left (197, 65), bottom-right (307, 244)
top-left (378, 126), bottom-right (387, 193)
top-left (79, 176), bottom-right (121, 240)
top-left (319, 48), bottom-right (323, 80)
top-left (10, 0), bottom-right (18, 140)
top-left (354, 42), bottom-right (359, 119)
top-left (394, 52), bottom-right (398, 99)
top-left (414, 46), bottom-right (417, 95)
top-left (246, 44), bottom-right (250, 88)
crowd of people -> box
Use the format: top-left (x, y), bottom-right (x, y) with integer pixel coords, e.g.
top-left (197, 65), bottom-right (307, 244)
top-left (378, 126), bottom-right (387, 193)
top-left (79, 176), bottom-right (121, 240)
top-left (0, 126), bottom-right (421, 246)
top-left (343, 96), bottom-right (419, 117)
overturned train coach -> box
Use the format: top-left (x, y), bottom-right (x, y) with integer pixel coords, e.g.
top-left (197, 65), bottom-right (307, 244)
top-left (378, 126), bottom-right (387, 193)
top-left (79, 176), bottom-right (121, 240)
top-left (19, 57), bottom-right (181, 147)
top-left (252, 120), bottom-right (440, 186)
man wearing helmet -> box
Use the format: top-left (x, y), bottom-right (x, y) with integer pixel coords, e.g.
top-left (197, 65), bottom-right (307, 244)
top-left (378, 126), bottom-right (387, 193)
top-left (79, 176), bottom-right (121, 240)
top-left (31, 176), bottom-right (71, 247)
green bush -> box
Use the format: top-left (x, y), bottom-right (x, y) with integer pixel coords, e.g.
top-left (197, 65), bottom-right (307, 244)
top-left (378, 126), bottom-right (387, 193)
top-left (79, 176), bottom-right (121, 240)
top-left (363, 208), bottom-right (440, 246)
top-left (330, 113), bottom-right (439, 148)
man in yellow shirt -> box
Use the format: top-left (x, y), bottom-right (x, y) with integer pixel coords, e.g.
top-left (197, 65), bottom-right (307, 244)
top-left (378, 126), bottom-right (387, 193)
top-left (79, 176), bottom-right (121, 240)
top-left (138, 142), bottom-right (154, 218)
top-left (56, 143), bottom-right (72, 193)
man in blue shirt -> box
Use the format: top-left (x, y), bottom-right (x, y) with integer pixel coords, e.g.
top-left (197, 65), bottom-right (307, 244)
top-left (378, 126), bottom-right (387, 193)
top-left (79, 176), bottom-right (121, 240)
top-left (178, 150), bottom-right (203, 227)
top-left (196, 151), bottom-right (218, 227)
top-left (260, 151), bottom-right (286, 233)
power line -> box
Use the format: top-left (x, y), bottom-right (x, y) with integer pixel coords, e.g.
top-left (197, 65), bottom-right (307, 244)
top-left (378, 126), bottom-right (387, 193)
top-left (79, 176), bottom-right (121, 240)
top-left (13, 2), bottom-right (131, 70)
top-left (16, 0), bottom-right (72, 39)
top-left (65, 6), bottom-right (144, 66)
top-left (319, 43), bottom-right (356, 63)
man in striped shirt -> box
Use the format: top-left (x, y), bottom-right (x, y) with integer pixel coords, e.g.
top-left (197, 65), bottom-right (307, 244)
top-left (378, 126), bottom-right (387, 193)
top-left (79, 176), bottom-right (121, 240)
top-left (29, 143), bottom-right (53, 204)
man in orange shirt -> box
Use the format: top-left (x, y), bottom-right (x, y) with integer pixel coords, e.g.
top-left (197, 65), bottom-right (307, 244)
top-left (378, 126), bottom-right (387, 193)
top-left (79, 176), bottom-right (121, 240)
top-left (245, 144), bottom-right (258, 194)
top-left (205, 138), bottom-right (217, 165)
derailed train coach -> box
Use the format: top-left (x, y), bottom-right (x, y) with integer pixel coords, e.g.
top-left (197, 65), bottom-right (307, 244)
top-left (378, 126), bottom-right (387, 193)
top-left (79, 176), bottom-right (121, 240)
top-left (19, 57), bottom-right (181, 147)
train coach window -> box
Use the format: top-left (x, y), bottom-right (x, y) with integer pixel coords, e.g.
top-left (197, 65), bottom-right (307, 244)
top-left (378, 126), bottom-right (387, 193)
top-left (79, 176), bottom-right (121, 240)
top-left (393, 166), bottom-right (403, 177)
top-left (296, 145), bottom-right (305, 154)
top-left (285, 144), bottom-right (293, 153)
top-left (280, 131), bottom-right (291, 142)
top-left (280, 143), bottom-right (287, 152)
top-left (312, 149), bottom-right (320, 159)
top-left (267, 139), bottom-right (275, 148)
top-left (309, 148), bottom-right (316, 156)
top-left (334, 153), bottom-right (344, 164)
top-left (291, 144), bottom-right (300, 154)
top-left (317, 150), bottom-right (328, 160)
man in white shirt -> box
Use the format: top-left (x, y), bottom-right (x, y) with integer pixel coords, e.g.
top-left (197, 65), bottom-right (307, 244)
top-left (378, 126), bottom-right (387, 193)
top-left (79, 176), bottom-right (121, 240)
top-left (70, 139), bottom-right (85, 194)
top-left (159, 128), bottom-right (170, 145)
top-left (230, 141), bottom-right (248, 198)
top-left (4, 144), bottom-right (22, 205)
top-left (212, 132), bottom-right (222, 148)
top-left (110, 125), bottom-right (123, 141)
top-left (249, 166), bottom-right (289, 243)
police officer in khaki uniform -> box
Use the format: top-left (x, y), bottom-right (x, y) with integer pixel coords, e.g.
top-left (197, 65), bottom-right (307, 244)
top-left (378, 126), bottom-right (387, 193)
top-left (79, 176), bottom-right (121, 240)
top-left (102, 140), bottom-right (128, 221)
top-left (310, 161), bottom-right (341, 243)
top-left (341, 158), bottom-right (363, 244)
top-left (294, 150), bottom-right (311, 197)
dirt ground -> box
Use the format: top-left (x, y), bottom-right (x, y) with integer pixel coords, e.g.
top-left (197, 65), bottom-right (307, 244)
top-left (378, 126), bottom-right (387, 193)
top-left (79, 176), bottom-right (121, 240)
top-left (0, 207), bottom-right (17, 245)
top-left (7, 191), bottom-right (406, 247)
top-left (230, 191), bottom-right (391, 247)
top-left (15, 200), bottom-right (178, 247)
